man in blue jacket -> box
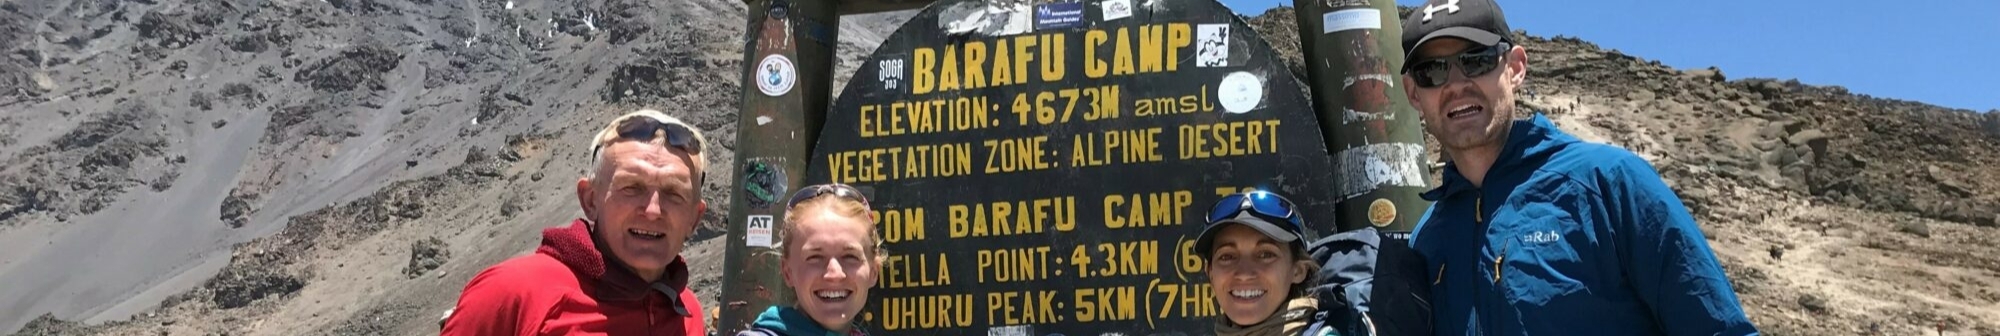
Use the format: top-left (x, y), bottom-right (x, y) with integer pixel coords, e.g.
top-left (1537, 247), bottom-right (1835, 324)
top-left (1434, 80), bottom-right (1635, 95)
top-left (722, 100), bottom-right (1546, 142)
top-left (1397, 0), bottom-right (1760, 335)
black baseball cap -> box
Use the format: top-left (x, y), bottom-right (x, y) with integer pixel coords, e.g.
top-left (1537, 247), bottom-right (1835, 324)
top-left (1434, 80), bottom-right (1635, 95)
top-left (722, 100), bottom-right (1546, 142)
top-left (1400, 0), bottom-right (1511, 73)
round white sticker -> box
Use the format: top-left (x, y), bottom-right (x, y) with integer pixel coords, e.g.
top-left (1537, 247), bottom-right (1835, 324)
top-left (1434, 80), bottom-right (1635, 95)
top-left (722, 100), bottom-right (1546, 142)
top-left (1218, 71), bottom-right (1262, 113)
top-left (756, 54), bottom-right (797, 96)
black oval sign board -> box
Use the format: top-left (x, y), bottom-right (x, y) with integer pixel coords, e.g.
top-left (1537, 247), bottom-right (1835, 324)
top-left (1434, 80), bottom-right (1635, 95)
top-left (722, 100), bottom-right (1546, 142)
top-left (805, 0), bottom-right (1337, 333)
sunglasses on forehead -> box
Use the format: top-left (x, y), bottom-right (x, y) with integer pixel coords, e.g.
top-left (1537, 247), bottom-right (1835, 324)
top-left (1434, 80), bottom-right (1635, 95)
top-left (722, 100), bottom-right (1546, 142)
top-left (593, 116), bottom-right (702, 159)
top-left (1406, 42), bottom-right (1510, 89)
top-left (1206, 190), bottom-right (1306, 230)
top-left (788, 183), bottom-right (869, 209)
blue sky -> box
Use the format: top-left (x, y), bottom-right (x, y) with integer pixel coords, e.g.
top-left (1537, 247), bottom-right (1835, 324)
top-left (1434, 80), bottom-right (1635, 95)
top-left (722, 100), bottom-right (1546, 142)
top-left (1218, 0), bottom-right (2000, 112)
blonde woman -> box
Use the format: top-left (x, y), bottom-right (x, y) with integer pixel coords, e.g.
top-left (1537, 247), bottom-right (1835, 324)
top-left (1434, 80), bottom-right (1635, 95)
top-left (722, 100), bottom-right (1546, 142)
top-left (737, 184), bottom-right (882, 336)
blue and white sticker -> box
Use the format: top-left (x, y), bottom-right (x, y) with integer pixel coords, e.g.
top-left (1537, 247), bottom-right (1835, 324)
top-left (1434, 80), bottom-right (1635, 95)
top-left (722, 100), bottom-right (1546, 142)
top-left (756, 54), bottom-right (796, 96)
top-left (1322, 8), bottom-right (1382, 34)
top-left (1033, 2), bottom-right (1085, 30)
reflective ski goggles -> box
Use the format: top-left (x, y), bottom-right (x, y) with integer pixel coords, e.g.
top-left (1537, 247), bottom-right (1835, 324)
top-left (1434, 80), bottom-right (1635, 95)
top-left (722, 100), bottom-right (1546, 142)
top-left (1405, 42), bottom-right (1509, 88)
top-left (1205, 190), bottom-right (1305, 232)
top-left (788, 183), bottom-right (869, 209)
top-left (592, 116), bottom-right (702, 159)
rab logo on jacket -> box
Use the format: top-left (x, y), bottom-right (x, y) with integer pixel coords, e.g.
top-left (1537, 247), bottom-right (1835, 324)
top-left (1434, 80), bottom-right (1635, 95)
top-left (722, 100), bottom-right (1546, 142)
top-left (1521, 230), bottom-right (1561, 244)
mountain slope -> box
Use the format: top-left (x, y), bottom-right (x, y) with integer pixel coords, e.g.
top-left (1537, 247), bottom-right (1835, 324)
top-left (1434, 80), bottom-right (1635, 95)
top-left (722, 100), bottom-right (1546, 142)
top-left (1, 2), bottom-right (1995, 335)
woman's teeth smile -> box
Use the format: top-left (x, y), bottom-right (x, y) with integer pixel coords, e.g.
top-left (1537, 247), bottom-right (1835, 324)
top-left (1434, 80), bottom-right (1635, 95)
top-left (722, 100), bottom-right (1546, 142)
top-left (1230, 289), bottom-right (1265, 299)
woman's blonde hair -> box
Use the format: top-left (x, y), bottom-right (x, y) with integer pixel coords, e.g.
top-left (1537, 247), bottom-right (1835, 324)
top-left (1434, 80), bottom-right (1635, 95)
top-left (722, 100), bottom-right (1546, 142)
top-left (777, 192), bottom-right (886, 263)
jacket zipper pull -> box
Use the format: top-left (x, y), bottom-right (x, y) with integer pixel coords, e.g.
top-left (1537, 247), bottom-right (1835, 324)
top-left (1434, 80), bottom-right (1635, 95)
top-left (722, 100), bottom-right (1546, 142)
top-left (1474, 196), bottom-right (1483, 224)
top-left (1491, 241), bottom-right (1508, 284)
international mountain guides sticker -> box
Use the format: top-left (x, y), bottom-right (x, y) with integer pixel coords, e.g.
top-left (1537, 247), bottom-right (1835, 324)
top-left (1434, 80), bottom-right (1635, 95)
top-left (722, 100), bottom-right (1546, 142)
top-left (1033, 2), bottom-right (1085, 30)
top-left (757, 54), bottom-right (796, 96)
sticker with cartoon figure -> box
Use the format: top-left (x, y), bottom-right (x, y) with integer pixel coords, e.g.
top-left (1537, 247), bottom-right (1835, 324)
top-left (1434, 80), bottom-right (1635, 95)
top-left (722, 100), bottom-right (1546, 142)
top-left (757, 54), bottom-right (797, 96)
top-left (1197, 23), bottom-right (1229, 67)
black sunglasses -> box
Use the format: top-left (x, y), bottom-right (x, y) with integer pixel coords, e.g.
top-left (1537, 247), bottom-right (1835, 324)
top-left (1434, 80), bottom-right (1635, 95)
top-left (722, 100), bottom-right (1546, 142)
top-left (787, 183), bottom-right (869, 209)
top-left (593, 116), bottom-right (701, 159)
top-left (1406, 42), bottom-right (1510, 88)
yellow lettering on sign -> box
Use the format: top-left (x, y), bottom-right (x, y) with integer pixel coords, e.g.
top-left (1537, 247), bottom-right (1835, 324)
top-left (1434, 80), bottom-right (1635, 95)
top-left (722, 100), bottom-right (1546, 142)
top-left (881, 294), bottom-right (973, 330)
top-left (1155, 282), bottom-right (1216, 319)
top-left (1113, 27), bottom-right (1136, 76)
top-left (963, 41), bottom-right (988, 90)
top-left (1013, 35), bottom-right (1037, 86)
top-left (983, 136), bottom-right (1052, 174)
top-left (1168, 23), bottom-right (1191, 72)
top-left (859, 96), bottom-right (992, 138)
top-left (1071, 240), bottom-right (1163, 279)
top-left (882, 253), bottom-right (951, 289)
top-left (1075, 286), bottom-right (1138, 322)
top-left (1040, 34), bottom-right (1065, 82)
top-left (1081, 85), bottom-right (1122, 121)
top-left (940, 45), bottom-right (961, 92)
top-left (947, 196), bottom-right (1077, 238)
top-left (1138, 25), bottom-right (1165, 73)
top-left (987, 291), bottom-right (1059, 325)
top-left (878, 207), bottom-right (925, 243)
top-left (826, 143), bottom-right (973, 184)
top-left (1085, 24), bottom-right (1193, 78)
top-left (1134, 84), bottom-right (1213, 117)
top-left (976, 246), bottom-right (1051, 283)
top-left (913, 48), bottom-right (935, 94)
top-left (1178, 119), bottom-right (1282, 160)
top-left (1084, 30), bottom-right (1109, 78)
top-left (1103, 190), bottom-right (1194, 229)
top-left (993, 38), bottom-right (1014, 86)
top-left (1072, 127), bottom-right (1164, 168)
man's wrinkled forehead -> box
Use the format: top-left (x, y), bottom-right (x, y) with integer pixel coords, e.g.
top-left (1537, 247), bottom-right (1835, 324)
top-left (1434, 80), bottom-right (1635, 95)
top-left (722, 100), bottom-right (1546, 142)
top-left (601, 141), bottom-right (701, 181)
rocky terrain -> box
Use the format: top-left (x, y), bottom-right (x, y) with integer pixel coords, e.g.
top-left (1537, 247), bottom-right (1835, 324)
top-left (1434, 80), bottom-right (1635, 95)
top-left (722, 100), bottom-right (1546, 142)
top-left (2, 1), bottom-right (1996, 335)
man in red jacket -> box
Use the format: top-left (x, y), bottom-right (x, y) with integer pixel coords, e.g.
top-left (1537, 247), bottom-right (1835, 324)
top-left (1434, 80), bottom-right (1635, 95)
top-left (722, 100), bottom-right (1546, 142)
top-left (443, 109), bottom-right (709, 335)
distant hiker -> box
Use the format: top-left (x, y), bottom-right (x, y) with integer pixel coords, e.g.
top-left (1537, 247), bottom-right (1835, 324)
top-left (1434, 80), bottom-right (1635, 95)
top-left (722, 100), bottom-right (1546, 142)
top-left (442, 109), bottom-right (709, 335)
top-left (1398, 0), bottom-right (1759, 335)
top-left (1194, 190), bottom-right (1324, 336)
top-left (736, 184), bottom-right (883, 336)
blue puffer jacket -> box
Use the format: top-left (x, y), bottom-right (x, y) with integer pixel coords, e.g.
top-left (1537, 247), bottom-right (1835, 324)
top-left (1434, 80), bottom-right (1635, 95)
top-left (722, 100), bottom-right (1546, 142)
top-left (1410, 114), bottom-right (1758, 336)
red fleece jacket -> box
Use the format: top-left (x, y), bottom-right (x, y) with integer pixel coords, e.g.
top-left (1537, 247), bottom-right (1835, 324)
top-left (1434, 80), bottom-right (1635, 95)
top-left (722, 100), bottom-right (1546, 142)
top-left (442, 219), bottom-right (705, 335)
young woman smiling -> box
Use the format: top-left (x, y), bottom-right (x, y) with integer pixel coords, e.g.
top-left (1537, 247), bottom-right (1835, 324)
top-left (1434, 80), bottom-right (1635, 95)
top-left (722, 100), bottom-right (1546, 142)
top-left (738, 184), bottom-right (883, 336)
top-left (1195, 190), bottom-right (1325, 336)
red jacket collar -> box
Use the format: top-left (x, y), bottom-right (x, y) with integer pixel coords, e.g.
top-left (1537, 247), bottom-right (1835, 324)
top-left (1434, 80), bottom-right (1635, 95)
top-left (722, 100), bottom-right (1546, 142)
top-left (538, 219), bottom-right (692, 307)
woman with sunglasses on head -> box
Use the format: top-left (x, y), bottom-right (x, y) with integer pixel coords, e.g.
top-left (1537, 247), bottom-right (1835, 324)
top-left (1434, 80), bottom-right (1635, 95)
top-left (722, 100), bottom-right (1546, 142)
top-left (1195, 190), bottom-right (1328, 336)
top-left (738, 184), bottom-right (881, 336)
